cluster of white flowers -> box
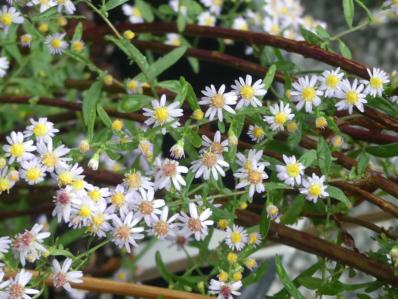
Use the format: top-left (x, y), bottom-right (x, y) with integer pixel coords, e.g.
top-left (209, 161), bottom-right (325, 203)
top-left (291, 67), bottom-right (389, 114)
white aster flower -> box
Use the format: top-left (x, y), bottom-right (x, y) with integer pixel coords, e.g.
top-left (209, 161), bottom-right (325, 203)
top-left (69, 197), bottom-right (96, 228)
top-left (45, 33), bottom-right (68, 55)
top-left (4, 270), bottom-right (39, 299)
top-left (112, 212), bottom-right (144, 253)
top-left (200, 0), bottom-right (223, 15)
top-left (0, 168), bottom-right (14, 194)
top-left (247, 125), bottom-right (265, 143)
top-left (37, 139), bottom-right (70, 172)
top-left (198, 11), bottom-right (216, 26)
top-left (179, 203), bottom-right (213, 241)
top-left (0, 56), bottom-right (9, 78)
top-left (86, 184), bottom-right (111, 203)
top-left (225, 225), bottom-right (248, 251)
top-left (362, 67), bottom-right (390, 97)
top-left (125, 79), bottom-right (143, 94)
top-left (52, 187), bottom-right (78, 223)
top-left (200, 131), bottom-right (228, 155)
top-left (123, 170), bottom-right (153, 194)
top-left (25, 117), bottom-right (59, 143)
top-left (190, 151), bottom-right (229, 180)
top-left (208, 279), bottom-right (242, 299)
top-left (28, 0), bottom-right (56, 13)
top-left (143, 94), bottom-right (183, 134)
top-left (55, 163), bottom-right (84, 187)
top-left (234, 163), bottom-right (268, 197)
top-left (266, 204), bottom-right (280, 221)
top-left (52, 258), bottom-right (83, 291)
top-left (264, 101), bottom-right (294, 132)
top-left (291, 75), bottom-right (323, 112)
top-left (199, 84), bottom-right (237, 122)
top-left (276, 155), bottom-right (305, 186)
top-left (3, 131), bottom-right (36, 164)
top-left (88, 200), bottom-right (113, 238)
top-left (263, 17), bottom-right (282, 36)
top-left (20, 158), bottom-right (46, 185)
top-left (108, 184), bottom-right (133, 214)
top-left (231, 75), bottom-right (267, 109)
top-left (0, 6), bottom-right (23, 32)
top-left (232, 16), bottom-right (249, 31)
top-left (150, 206), bottom-right (179, 240)
top-left (122, 4), bottom-right (143, 23)
top-left (131, 189), bottom-right (165, 226)
top-left (300, 173), bottom-right (328, 203)
top-left (335, 79), bottom-right (367, 114)
top-left (236, 149), bottom-right (268, 171)
top-left (319, 68), bottom-right (344, 98)
top-left (391, 95), bottom-right (398, 104)
top-left (165, 33), bottom-right (181, 46)
top-left (154, 158), bottom-right (188, 191)
top-left (169, 0), bottom-right (187, 16)
top-left (56, 0), bottom-right (76, 14)
top-left (12, 224), bottom-right (50, 266)
top-left (385, 0), bottom-right (398, 15)
top-left (20, 34), bottom-right (32, 48)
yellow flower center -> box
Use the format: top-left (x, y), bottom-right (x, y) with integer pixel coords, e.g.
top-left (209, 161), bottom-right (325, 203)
top-left (33, 123), bottom-right (48, 137)
top-left (132, 8), bottom-right (142, 17)
top-left (127, 80), bottom-right (138, 90)
top-left (211, 94), bottom-right (225, 108)
top-left (230, 231), bottom-right (242, 244)
top-left (40, 0), bottom-right (49, 4)
top-left (58, 171), bottom-right (72, 186)
top-left (139, 201), bottom-right (154, 215)
top-left (0, 178), bottom-right (10, 192)
top-left (247, 169), bottom-right (262, 184)
top-left (79, 205), bottom-right (91, 218)
top-left (274, 112), bottom-right (287, 125)
top-left (248, 233), bottom-right (258, 244)
top-left (227, 252), bottom-right (238, 264)
top-left (26, 167), bottom-right (41, 182)
top-left (309, 184), bottom-right (322, 197)
top-left (153, 107), bottom-right (169, 123)
top-left (301, 87), bottom-right (316, 102)
top-left (42, 153), bottom-right (57, 168)
top-left (72, 41), bottom-right (84, 53)
top-left (240, 85), bottom-right (255, 99)
top-left (1, 13), bottom-right (12, 26)
top-left (370, 77), bottom-right (382, 89)
top-left (71, 179), bottom-right (85, 190)
top-left (218, 271), bottom-right (228, 282)
top-left (126, 173), bottom-right (141, 189)
top-left (9, 143), bottom-right (24, 157)
top-left (394, 0), bottom-right (398, 5)
top-left (246, 258), bottom-right (256, 269)
top-left (243, 160), bottom-right (252, 171)
top-left (88, 189), bottom-right (101, 201)
top-left (210, 142), bottom-right (224, 155)
top-left (154, 221), bottom-right (169, 237)
top-left (92, 214), bottom-right (105, 226)
top-left (21, 35), bottom-right (32, 44)
top-left (51, 38), bottom-right (63, 49)
top-left (112, 192), bottom-right (125, 207)
top-left (346, 91), bottom-right (359, 104)
top-left (202, 152), bottom-right (218, 167)
top-left (270, 24), bottom-right (280, 35)
top-left (326, 75), bottom-right (340, 88)
top-left (252, 126), bottom-right (264, 138)
top-left (286, 163), bottom-right (300, 177)
top-left (213, 0), bottom-right (222, 6)
top-left (204, 16), bottom-right (214, 26)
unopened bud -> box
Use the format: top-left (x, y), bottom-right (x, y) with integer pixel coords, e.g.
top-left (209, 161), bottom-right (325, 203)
top-left (88, 151), bottom-right (101, 171)
top-left (112, 119), bottom-right (124, 131)
top-left (103, 74), bottom-right (113, 86)
top-left (287, 121), bottom-right (298, 133)
top-left (79, 139), bottom-right (90, 153)
top-left (38, 22), bottom-right (49, 33)
top-left (228, 132), bottom-right (238, 146)
top-left (0, 157), bottom-right (6, 169)
top-left (123, 30), bottom-right (135, 40)
top-left (58, 16), bottom-right (67, 26)
top-left (315, 116), bottom-right (328, 129)
top-left (192, 109), bottom-right (204, 121)
top-left (170, 140), bottom-right (185, 159)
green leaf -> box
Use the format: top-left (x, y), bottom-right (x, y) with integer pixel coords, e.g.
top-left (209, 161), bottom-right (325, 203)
top-left (280, 195), bottom-right (305, 225)
top-left (300, 27), bottom-right (322, 45)
top-left (299, 149), bottom-right (317, 167)
top-left (260, 204), bottom-right (271, 239)
top-left (263, 64), bottom-right (276, 90)
top-left (275, 255), bottom-right (306, 299)
top-left (343, 0), bottom-right (355, 28)
top-left (146, 46), bottom-right (187, 81)
top-left (366, 143), bottom-right (398, 158)
top-left (338, 39), bottom-right (352, 59)
top-left (103, 0), bottom-right (129, 11)
top-left (72, 22), bottom-right (83, 41)
top-left (367, 96), bottom-right (398, 117)
top-left (118, 94), bottom-right (153, 112)
top-left (96, 104), bottom-right (112, 127)
top-left (83, 82), bottom-right (103, 141)
top-left (315, 26), bottom-right (330, 39)
top-left (242, 261), bottom-right (269, 286)
top-left (317, 137), bottom-right (332, 175)
top-left (356, 151), bottom-right (369, 176)
top-left (177, 13), bottom-right (186, 32)
top-left (136, 0), bottom-right (154, 22)
top-left (155, 251), bottom-right (173, 283)
top-left (265, 182), bottom-right (287, 191)
top-left (58, 228), bottom-right (86, 246)
top-left (327, 186), bottom-right (352, 208)
top-left (354, 0), bottom-right (373, 21)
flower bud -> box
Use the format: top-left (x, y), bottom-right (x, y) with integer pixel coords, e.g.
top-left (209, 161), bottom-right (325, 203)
top-left (245, 258), bottom-right (257, 270)
top-left (0, 157), bottom-right (6, 169)
top-left (88, 151), bottom-right (101, 171)
top-left (38, 22), bottom-right (49, 33)
top-left (232, 272), bottom-right (242, 281)
top-left (287, 121), bottom-right (298, 133)
top-left (331, 135), bottom-right (344, 148)
top-left (139, 139), bottom-right (153, 160)
top-left (217, 219), bottom-right (229, 230)
top-left (79, 139), bottom-right (90, 153)
top-left (192, 109), bottom-right (204, 121)
top-left (8, 169), bottom-right (19, 182)
top-left (123, 30), bottom-right (135, 40)
top-left (71, 40), bottom-right (85, 53)
top-left (390, 245), bottom-right (398, 260)
top-left (58, 16), bottom-right (67, 26)
top-left (227, 252), bottom-right (238, 264)
top-left (103, 74), bottom-right (113, 86)
top-left (266, 204), bottom-right (279, 220)
top-left (228, 131), bottom-right (238, 146)
top-left (239, 202), bottom-right (248, 210)
top-left (218, 271), bottom-right (228, 282)
top-left (315, 116), bottom-right (328, 129)
top-left (170, 140), bottom-right (185, 159)
top-left (112, 119), bottom-right (124, 131)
